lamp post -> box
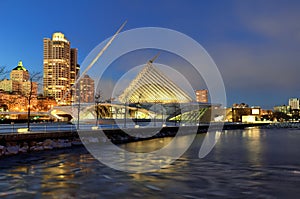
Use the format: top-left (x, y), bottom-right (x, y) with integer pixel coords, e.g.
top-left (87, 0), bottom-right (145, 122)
top-left (161, 104), bottom-right (164, 126)
top-left (135, 93), bottom-right (142, 126)
top-left (95, 93), bottom-right (101, 127)
top-left (174, 103), bottom-right (177, 126)
top-left (154, 99), bottom-right (157, 127)
top-left (124, 99), bottom-right (127, 128)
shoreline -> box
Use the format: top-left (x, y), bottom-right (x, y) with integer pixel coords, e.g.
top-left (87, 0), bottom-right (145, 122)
top-left (0, 122), bottom-right (270, 157)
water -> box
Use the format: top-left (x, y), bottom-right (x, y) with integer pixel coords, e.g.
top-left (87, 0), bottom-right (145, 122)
top-left (0, 128), bottom-right (300, 198)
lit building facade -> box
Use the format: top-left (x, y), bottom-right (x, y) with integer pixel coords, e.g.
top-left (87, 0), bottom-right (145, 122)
top-left (0, 91), bottom-right (27, 112)
top-left (79, 74), bottom-right (95, 103)
top-left (289, 98), bottom-right (299, 110)
top-left (195, 89), bottom-right (208, 103)
top-left (0, 79), bottom-right (18, 92)
top-left (43, 32), bottom-right (78, 105)
top-left (274, 105), bottom-right (291, 114)
top-left (226, 103), bottom-right (261, 122)
top-left (0, 90), bottom-right (56, 113)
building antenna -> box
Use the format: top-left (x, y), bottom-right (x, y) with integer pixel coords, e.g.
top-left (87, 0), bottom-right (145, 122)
top-left (149, 53), bottom-right (160, 63)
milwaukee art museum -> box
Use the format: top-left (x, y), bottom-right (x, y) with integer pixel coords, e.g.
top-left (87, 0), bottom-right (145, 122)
top-left (50, 58), bottom-right (217, 125)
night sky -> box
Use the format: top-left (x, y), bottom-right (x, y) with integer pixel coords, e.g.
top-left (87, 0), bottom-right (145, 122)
top-left (0, 0), bottom-right (300, 109)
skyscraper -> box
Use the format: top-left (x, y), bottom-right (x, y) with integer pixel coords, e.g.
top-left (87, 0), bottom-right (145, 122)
top-left (70, 48), bottom-right (80, 103)
top-left (43, 32), bottom-right (78, 105)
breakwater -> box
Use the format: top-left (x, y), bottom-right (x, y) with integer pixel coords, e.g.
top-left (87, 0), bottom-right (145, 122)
top-left (262, 122), bottom-right (300, 129)
top-left (0, 122), bottom-right (269, 157)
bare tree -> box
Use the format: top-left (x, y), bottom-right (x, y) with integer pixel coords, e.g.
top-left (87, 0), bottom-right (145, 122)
top-left (0, 66), bottom-right (8, 80)
top-left (25, 72), bottom-right (42, 131)
top-left (0, 66), bottom-right (9, 111)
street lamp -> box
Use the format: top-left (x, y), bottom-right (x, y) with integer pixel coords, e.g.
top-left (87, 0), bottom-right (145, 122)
top-left (124, 98), bottom-right (127, 128)
top-left (95, 93), bottom-right (101, 127)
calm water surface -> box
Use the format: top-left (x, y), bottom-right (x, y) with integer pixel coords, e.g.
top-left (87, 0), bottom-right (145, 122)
top-left (0, 128), bottom-right (300, 198)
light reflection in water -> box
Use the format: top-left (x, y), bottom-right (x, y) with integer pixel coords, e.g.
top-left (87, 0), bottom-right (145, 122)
top-left (212, 128), bottom-right (265, 167)
top-left (243, 128), bottom-right (264, 166)
top-left (87, 134), bottom-right (199, 173)
top-left (199, 131), bottom-right (221, 158)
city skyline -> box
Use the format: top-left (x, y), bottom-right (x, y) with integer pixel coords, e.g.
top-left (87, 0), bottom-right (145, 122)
top-left (1, 0), bottom-right (300, 108)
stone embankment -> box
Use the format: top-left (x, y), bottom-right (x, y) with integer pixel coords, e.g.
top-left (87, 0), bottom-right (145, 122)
top-left (0, 138), bottom-right (82, 156)
top-left (0, 131), bottom-right (81, 157)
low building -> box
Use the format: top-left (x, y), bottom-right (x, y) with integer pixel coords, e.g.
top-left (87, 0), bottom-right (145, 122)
top-left (0, 79), bottom-right (19, 92)
top-left (274, 105), bottom-right (291, 114)
top-left (227, 103), bottom-right (261, 122)
top-left (0, 90), bottom-right (57, 113)
top-left (195, 89), bottom-right (208, 103)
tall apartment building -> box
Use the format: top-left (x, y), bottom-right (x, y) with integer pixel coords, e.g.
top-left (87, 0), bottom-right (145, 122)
top-left (43, 32), bottom-right (79, 105)
top-left (195, 89), bottom-right (208, 103)
top-left (70, 48), bottom-right (80, 103)
top-left (79, 74), bottom-right (95, 103)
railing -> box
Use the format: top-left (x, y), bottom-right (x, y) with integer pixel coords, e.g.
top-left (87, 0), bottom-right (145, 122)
top-left (0, 120), bottom-right (213, 134)
top-left (0, 123), bottom-right (76, 134)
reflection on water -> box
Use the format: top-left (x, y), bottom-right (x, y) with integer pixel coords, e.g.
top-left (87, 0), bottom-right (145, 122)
top-left (198, 131), bottom-right (221, 158)
top-left (242, 128), bottom-right (264, 166)
top-left (0, 128), bottom-right (300, 198)
top-left (85, 133), bottom-right (199, 173)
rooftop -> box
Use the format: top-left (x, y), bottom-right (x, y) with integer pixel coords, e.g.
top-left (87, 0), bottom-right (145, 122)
top-left (12, 61), bottom-right (28, 71)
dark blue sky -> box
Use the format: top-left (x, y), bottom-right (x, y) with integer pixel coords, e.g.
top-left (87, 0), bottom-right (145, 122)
top-left (0, 0), bottom-right (300, 109)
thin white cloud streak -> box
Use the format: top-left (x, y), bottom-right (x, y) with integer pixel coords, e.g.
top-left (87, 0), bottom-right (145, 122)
top-left (211, 43), bottom-right (300, 90)
top-left (206, 1), bottom-right (300, 95)
top-left (236, 1), bottom-right (300, 45)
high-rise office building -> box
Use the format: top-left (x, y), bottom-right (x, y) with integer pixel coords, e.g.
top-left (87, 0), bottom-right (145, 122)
top-left (43, 32), bottom-right (78, 105)
top-left (10, 61), bottom-right (29, 82)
